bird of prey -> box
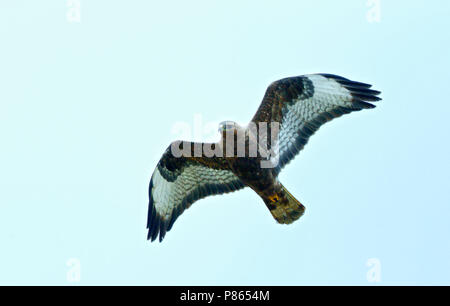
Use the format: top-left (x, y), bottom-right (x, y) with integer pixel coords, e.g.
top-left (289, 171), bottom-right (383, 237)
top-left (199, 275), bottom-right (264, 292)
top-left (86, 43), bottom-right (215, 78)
top-left (147, 74), bottom-right (381, 242)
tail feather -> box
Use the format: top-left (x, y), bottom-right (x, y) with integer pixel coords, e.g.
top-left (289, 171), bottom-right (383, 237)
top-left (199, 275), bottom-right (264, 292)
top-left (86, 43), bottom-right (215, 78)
top-left (264, 184), bottom-right (305, 224)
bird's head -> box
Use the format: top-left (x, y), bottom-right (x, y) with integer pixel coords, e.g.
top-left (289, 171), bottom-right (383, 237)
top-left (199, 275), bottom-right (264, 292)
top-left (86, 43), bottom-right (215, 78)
top-left (218, 121), bottom-right (246, 154)
top-left (218, 121), bottom-right (240, 133)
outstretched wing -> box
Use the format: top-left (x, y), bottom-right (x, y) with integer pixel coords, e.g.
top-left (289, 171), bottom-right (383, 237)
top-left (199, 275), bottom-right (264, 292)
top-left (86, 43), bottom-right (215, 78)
top-left (252, 74), bottom-right (381, 175)
top-left (147, 141), bottom-right (245, 242)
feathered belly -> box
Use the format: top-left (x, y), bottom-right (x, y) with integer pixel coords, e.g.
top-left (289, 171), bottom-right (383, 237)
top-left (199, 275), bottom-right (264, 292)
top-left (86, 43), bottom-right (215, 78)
top-left (228, 157), bottom-right (275, 194)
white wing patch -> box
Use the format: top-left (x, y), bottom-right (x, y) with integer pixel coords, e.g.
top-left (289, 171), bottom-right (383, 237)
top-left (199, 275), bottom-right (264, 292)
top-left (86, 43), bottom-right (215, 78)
top-left (148, 161), bottom-right (244, 242)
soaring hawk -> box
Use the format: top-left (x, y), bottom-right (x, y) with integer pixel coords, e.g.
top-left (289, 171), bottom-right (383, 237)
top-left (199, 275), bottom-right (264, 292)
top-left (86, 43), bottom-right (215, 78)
top-left (147, 74), bottom-right (381, 242)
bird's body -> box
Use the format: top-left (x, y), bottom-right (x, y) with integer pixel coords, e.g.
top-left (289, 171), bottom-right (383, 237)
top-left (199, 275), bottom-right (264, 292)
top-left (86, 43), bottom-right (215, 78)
top-left (219, 126), bottom-right (305, 224)
top-left (147, 74), bottom-right (381, 242)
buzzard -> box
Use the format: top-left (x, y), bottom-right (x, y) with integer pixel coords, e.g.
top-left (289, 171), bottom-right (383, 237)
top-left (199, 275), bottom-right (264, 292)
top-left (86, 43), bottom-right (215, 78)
top-left (147, 74), bottom-right (381, 242)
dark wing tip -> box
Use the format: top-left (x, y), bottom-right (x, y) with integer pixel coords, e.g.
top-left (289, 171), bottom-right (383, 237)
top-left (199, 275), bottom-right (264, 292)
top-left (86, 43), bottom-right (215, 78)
top-left (147, 177), bottom-right (164, 242)
top-left (159, 219), bottom-right (168, 242)
top-left (147, 175), bottom-right (179, 243)
top-left (319, 73), bottom-right (373, 89)
top-left (150, 216), bottom-right (160, 242)
top-left (319, 74), bottom-right (382, 109)
top-left (349, 86), bottom-right (381, 110)
top-left (147, 209), bottom-right (169, 243)
top-left (147, 178), bottom-right (154, 230)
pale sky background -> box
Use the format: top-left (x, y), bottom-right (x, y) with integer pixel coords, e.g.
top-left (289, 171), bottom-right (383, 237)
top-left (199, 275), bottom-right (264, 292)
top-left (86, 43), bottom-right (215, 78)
top-left (1, 1), bottom-right (449, 285)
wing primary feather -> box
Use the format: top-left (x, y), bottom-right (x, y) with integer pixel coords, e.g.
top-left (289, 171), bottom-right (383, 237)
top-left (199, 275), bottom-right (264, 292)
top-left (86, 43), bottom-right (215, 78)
top-left (147, 205), bottom-right (157, 240)
top-left (147, 178), bottom-right (154, 230)
top-left (337, 80), bottom-right (373, 89)
top-left (319, 74), bottom-right (373, 88)
top-left (351, 92), bottom-right (382, 102)
top-left (349, 88), bottom-right (381, 96)
top-left (159, 219), bottom-right (167, 242)
top-left (352, 100), bottom-right (376, 109)
top-left (167, 208), bottom-right (179, 231)
top-left (150, 216), bottom-right (161, 242)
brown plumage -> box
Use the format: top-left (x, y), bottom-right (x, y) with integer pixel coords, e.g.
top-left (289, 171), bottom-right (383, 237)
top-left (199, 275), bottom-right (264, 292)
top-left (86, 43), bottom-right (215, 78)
top-left (147, 74), bottom-right (381, 242)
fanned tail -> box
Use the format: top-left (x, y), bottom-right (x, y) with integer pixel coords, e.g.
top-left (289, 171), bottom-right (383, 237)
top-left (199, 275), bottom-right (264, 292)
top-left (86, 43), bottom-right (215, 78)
top-left (263, 184), bottom-right (305, 224)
